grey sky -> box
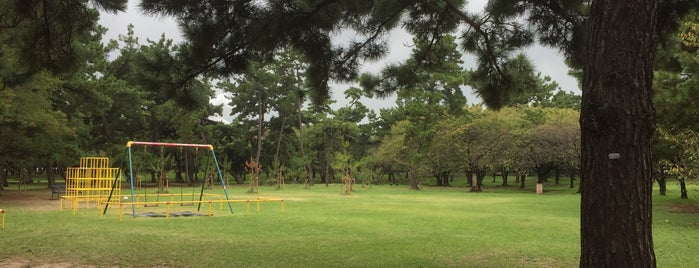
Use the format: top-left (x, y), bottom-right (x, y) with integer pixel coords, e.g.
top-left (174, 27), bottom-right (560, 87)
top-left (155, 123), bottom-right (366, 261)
top-left (98, 1), bottom-right (580, 119)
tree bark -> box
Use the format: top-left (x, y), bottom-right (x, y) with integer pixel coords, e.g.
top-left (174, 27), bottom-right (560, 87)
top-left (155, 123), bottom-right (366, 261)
top-left (654, 170), bottom-right (667, 196)
top-left (408, 169), bottom-right (420, 190)
top-left (679, 178), bottom-right (687, 199)
top-left (256, 93), bottom-right (264, 165)
top-left (45, 159), bottom-right (56, 187)
top-left (0, 165), bottom-right (9, 189)
top-left (580, 0), bottom-right (658, 266)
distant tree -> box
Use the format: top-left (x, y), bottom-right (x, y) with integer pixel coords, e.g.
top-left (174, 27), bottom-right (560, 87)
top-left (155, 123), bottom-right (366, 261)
top-left (659, 128), bottom-right (699, 199)
top-left (653, 10), bottom-right (699, 197)
top-left (544, 90), bottom-right (582, 110)
top-left (0, 2), bottom-right (124, 187)
top-left (220, 62), bottom-right (280, 165)
top-left (528, 108), bottom-right (581, 185)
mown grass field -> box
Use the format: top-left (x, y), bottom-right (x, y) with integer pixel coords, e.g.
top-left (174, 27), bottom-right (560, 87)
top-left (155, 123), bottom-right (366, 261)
top-left (0, 178), bottom-right (698, 267)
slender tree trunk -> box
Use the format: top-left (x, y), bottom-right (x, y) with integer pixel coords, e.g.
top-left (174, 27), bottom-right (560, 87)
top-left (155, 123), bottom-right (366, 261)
top-left (477, 170), bottom-right (486, 191)
top-left (470, 168), bottom-right (485, 192)
top-left (580, 1), bottom-right (658, 266)
top-left (275, 117), bottom-right (286, 164)
top-left (45, 159), bottom-right (56, 187)
top-left (175, 152), bottom-right (184, 183)
top-left (408, 168), bottom-right (420, 190)
top-left (501, 169), bottom-right (509, 186)
top-left (519, 174), bottom-right (525, 189)
top-left (0, 166), bottom-right (7, 189)
top-left (679, 178), bottom-right (688, 199)
top-left (656, 175), bottom-right (666, 196)
top-left (256, 94), bottom-right (264, 165)
top-left (185, 149), bottom-right (194, 185)
top-left (536, 165), bottom-right (545, 184)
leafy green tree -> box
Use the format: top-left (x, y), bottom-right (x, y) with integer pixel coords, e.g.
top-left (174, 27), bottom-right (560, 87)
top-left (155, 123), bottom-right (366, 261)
top-left (361, 34), bottom-right (468, 189)
top-left (545, 90), bottom-right (582, 110)
top-left (652, 12), bottom-right (699, 196)
top-left (527, 108), bottom-right (580, 185)
top-left (654, 11), bottom-right (699, 132)
top-left (220, 48), bottom-right (314, 184)
top-left (0, 0), bottom-right (126, 79)
top-left (220, 61), bottom-right (280, 165)
top-left (479, 106), bottom-right (533, 188)
top-left (360, 35), bottom-right (467, 115)
top-left (0, 72), bottom-right (76, 185)
top-left (0, 2), bottom-right (123, 187)
top-left (371, 120), bottom-right (424, 189)
top-left (658, 128), bottom-right (699, 199)
top-left (429, 114), bottom-right (470, 186)
top-left (304, 88), bottom-right (367, 186)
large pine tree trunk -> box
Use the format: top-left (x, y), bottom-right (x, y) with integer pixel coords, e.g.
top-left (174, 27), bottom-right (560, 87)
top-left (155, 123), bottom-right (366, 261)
top-left (580, 0), bottom-right (658, 266)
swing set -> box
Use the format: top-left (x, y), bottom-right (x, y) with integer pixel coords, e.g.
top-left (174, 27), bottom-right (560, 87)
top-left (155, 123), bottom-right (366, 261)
top-left (103, 141), bottom-right (234, 217)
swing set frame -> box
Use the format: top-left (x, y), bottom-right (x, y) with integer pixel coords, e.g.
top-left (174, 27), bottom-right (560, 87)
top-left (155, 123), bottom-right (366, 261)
top-left (103, 141), bottom-right (234, 217)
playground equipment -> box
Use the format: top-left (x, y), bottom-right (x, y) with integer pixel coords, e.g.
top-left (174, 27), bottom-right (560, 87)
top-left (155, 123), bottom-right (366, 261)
top-left (1, 208), bottom-right (5, 230)
top-left (106, 197), bottom-right (285, 222)
top-left (61, 157), bottom-right (121, 211)
top-left (103, 141), bottom-right (235, 217)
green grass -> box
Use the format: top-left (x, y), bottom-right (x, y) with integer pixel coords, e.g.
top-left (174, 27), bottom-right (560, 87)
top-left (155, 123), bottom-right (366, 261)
top-left (1, 178), bottom-right (698, 267)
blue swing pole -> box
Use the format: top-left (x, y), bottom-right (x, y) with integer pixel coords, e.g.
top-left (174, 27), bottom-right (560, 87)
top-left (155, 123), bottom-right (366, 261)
top-left (212, 148), bottom-right (234, 214)
top-left (127, 143), bottom-right (137, 217)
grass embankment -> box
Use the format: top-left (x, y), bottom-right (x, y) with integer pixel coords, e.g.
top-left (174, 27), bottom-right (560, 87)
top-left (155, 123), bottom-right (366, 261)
top-left (0, 179), bottom-right (697, 267)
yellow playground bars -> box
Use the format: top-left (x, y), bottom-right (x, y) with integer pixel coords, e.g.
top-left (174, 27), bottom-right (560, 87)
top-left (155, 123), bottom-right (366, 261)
top-left (61, 157), bottom-right (121, 212)
top-left (100, 198), bottom-right (285, 222)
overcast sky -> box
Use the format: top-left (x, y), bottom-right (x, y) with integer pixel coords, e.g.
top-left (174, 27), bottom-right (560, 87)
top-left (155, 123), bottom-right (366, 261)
top-left (98, 1), bottom-right (580, 120)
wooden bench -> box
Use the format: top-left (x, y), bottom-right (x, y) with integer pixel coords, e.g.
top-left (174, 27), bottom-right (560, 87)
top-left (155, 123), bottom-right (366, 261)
top-left (51, 185), bottom-right (66, 200)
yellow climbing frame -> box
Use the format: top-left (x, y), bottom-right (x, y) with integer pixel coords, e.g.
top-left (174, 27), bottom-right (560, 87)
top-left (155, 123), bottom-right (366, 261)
top-left (61, 157), bottom-right (121, 212)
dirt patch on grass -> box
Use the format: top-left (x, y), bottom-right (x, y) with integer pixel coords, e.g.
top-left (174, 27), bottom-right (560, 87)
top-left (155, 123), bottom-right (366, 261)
top-left (0, 257), bottom-right (93, 268)
top-left (667, 203), bottom-right (699, 213)
top-left (0, 189), bottom-right (58, 211)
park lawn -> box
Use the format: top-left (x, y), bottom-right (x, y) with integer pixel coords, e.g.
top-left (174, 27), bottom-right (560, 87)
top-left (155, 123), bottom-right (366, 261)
top-left (0, 179), bottom-right (697, 267)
